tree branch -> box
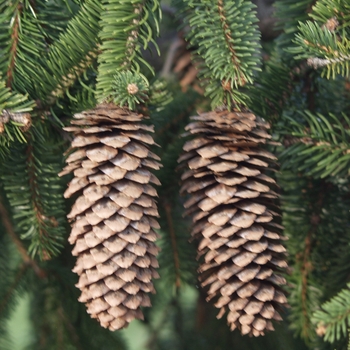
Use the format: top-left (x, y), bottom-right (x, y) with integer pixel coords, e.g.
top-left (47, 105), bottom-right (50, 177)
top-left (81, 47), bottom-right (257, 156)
top-left (298, 182), bottom-right (325, 338)
top-left (26, 138), bottom-right (56, 261)
top-left (48, 49), bottom-right (98, 105)
top-left (217, 0), bottom-right (245, 86)
top-left (6, 3), bottom-right (22, 89)
top-left (0, 194), bottom-right (45, 277)
top-left (57, 305), bottom-right (83, 350)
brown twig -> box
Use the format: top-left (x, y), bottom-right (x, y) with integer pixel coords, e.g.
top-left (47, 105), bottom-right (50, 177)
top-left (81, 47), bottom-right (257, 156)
top-left (0, 110), bottom-right (32, 134)
top-left (164, 202), bottom-right (181, 290)
top-left (124, 3), bottom-right (143, 68)
top-left (298, 183), bottom-right (324, 338)
top-left (26, 139), bottom-right (55, 261)
top-left (48, 49), bottom-right (98, 104)
top-left (217, 0), bottom-right (246, 86)
top-left (0, 195), bottom-right (45, 277)
top-left (160, 37), bottom-right (183, 78)
top-left (6, 4), bottom-right (22, 88)
top-left (195, 290), bottom-right (209, 331)
top-left (57, 305), bottom-right (83, 350)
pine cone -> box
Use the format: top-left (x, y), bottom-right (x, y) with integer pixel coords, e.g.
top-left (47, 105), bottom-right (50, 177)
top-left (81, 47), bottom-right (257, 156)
top-left (59, 103), bottom-right (161, 330)
top-left (178, 109), bottom-right (288, 337)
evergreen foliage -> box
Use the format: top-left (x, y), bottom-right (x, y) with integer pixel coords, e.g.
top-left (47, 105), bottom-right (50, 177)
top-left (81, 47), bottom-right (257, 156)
top-left (279, 110), bottom-right (350, 180)
top-left (111, 71), bottom-right (150, 110)
top-left (152, 88), bottom-right (200, 289)
top-left (174, 0), bottom-right (261, 108)
top-left (39, 0), bottom-right (101, 103)
top-left (96, 0), bottom-right (161, 101)
top-left (313, 282), bottom-right (350, 344)
top-left (292, 0), bottom-right (350, 79)
top-left (1, 124), bottom-right (67, 260)
top-left (0, 82), bottom-right (35, 157)
top-left (0, 0), bottom-right (349, 349)
top-left (274, 0), bottom-right (315, 61)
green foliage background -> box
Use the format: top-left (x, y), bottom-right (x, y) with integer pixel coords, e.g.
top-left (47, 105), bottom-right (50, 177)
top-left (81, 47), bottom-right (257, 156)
top-left (0, 0), bottom-right (350, 349)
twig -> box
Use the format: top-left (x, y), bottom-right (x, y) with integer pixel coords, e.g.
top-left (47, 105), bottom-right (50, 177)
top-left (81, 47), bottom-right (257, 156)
top-left (6, 4), bottom-right (22, 88)
top-left (26, 139), bottom-right (53, 260)
top-left (123, 3), bottom-right (143, 69)
top-left (160, 37), bottom-right (183, 78)
top-left (0, 195), bottom-right (45, 277)
top-left (299, 184), bottom-right (325, 338)
top-left (217, 0), bottom-right (246, 86)
top-left (195, 290), bottom-right (209, 330)
top-left (0, 110), bottom-right (32, 134)
top-left (48, 49), bottom-right (98, 104)
top-left (57, 305), bottom-right (83, 350)
top-left (307, 55), bottom-right (350, 69)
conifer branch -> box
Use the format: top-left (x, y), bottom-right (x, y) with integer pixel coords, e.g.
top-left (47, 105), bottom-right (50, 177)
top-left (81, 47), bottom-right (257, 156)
top-left (307, 54), bottom-right (350, 69)
top-left (26, 139), bottom-right (53, 260)
top-left (292, 20), bottom-right (350, 78)
top-left (177, 0), bottom-right (261, 108)
top-left (2, 126), bottom-right (66, 260)
top-left (48, 49), bottom-right (99, 104)
top-left (124, 3), bottom-right (143, 69)
top-left (248, 57), bottom-right (293, 121)
top-left (217, 0), bottom-right (244, 86)
top-left (6, 3), bottom-right (21, 89)
top-left (96, 0), bottom-right (161, 101)
top-left (57, 305), bottom-right (83, 350)
top-left (293, 185), bottom-right (325, 339)
top-left (24, 131), bottom-right (66, 260)
top-left (0, 0), bottom-right (349, 346)
top-left (0, 109), bottom-right (32, 134)
top-left (313, 282), bottom-right (350, 343)
top-left (274, 0), bottom-right (316, 60)
top-left (280, 110), bottom-right (350, 180)
top-left (0, 81), bottom-right (36, 157)
top-left (0, 196), bottom-right (44, 277)
top-left (38, 0), bottom-right (102, 103)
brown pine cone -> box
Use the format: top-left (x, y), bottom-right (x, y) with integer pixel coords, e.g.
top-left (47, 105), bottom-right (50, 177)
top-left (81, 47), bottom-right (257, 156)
top-left (59, 103), bottom-right (161, 331)
top-left (178, 109), bottom-right (288, 337)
